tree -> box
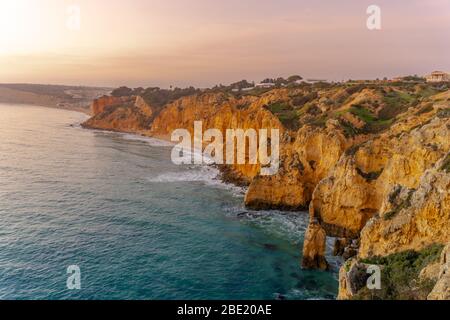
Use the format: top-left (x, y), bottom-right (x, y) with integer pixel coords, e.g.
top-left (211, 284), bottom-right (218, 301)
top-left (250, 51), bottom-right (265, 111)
top-left (230, 80), bottom-right (253, 90)
top-left (111, 86), bottom-right (133, 97)
top-left (287, 75), bottom-right (303, 83)
top-left (261, 78), bottom-right (275, 84)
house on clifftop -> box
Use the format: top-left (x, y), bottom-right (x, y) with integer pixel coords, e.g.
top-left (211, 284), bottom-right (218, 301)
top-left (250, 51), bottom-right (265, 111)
top-left (426, 71), bottom-right (450, 82)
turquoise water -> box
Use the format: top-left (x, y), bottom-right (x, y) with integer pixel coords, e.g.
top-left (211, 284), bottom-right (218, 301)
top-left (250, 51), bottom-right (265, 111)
top-left (0, 104), bottom-right (338, 300)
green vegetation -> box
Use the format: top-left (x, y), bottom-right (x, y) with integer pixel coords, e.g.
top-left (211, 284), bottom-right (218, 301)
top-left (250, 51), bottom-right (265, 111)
top-left (401, 75), bottom-right (426, 82)
top-left (111, 86), bottom-right (134, 97)
top-left (383, 189), bottom-right (414, 221)
top-left (265, 101), bottom-right (300, 130)
top-left (340, 119), bottom-right (360, 138)
top-left (345, 84), bottom-right (365, 95)
top-left (291, 92), bottom-right (318, 107)
top-left (416, 85), bottom-right (438, 98)
top-left (307, 115), bottom-right (328, 128)
top-left (141, 87), bottom-right (200, 108)
top-left (350, 105), bottom-right (377, 123)
top-left (106, 81), bottom-right (443, 138)
top-left (356, 244), bottom-right (444, 300)
top-left (378, 90), bottom-right (414, 120)
top-left (266, 101), bottom-right (291, 114)
top-left (110, 85), bottom-right (201, 109)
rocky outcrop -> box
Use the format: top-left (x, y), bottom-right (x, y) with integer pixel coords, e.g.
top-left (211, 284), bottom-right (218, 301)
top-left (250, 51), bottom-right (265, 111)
top-left (338, 243), bottom-right (447, 300)
top-left (301, 221), bottom-right (328, 270)
top-left (337, 259), bottom-right (372, 300)
top-left (428, 243), bottom-right (450, 300)
top-left (91, 95), bottom-right (134, 115)
top-left (150, 92), bottom-right (285, 183)
top-left (303, 113), bottom-right (450, 268)
top-left (359, 152), bottom-right (450, 258)
top-left (245, 120), bottom-right (348, 210)
top-left (82, 84), bottom-right (450, 301)
top-left (83, 95), bottom-right (154, 134)
top-left (336, 151), bottom-right (449, 300)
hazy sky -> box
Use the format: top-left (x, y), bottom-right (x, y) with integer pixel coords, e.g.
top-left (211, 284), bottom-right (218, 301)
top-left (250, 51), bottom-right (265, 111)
top-left (0, 0), bottom-right (449, 87)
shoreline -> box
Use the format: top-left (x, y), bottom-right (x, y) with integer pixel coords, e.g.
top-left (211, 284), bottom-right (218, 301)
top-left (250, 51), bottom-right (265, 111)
top-left (0, 101), bottom-right (92, 116)
top-left (80, 121), bottom-right (254, 190)
top-left (80, 122), bottom-right (252, 195)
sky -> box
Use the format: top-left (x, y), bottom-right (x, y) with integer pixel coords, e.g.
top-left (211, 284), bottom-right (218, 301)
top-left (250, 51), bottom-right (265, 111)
top-left (0, 0), bottom-right (449, 88)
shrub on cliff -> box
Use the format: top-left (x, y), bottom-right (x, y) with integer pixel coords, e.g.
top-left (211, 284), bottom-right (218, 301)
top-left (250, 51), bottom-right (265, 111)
top-left (264, 101), bottom-right (301, 130)
top-left (356, 244), bottom-right (444, 300)
top-left (440, 153), bottom-right (450, 173)
top-left (140, 86), bottom-right (200, 108)
top-left (291, 92), bottom-right (318, 107)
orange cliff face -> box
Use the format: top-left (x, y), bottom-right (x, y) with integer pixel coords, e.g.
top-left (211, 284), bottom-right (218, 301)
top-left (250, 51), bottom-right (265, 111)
top-left (302, 95), bottom-right (450, 270)
top-left (90, 95), bottom-right (135, 115)
top-left (82, 86), bottom-right (450, 296)
top-left (149, 92), bottom-right (285, 184)
top-left (245, 119), bottom-right (349, 210)
top-left (83, 95), bottom-right (154, 134)
top-left (83, 91), bottom-right (287, 184)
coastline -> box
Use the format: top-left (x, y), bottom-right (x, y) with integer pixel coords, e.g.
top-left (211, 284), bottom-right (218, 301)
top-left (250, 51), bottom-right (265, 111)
top-left (80, 121), bottom-right (253, 191)
top-left (2, 103), bottom-right (341, 300)
top-left (0, 101), bottom-right (92, 116)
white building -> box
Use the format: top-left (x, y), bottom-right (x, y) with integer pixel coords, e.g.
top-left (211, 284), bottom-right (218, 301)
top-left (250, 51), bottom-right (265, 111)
top-left (426, 71), bottom-right (450, 83)
top-left (255, 82), bottom-right (275, 88)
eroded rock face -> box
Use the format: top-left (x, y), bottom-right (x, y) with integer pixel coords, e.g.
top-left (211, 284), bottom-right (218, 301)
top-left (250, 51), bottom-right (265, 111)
top-left (337, 259), bottom-right (371, 300)
top-left (150, 92), bottom-right (285, 184)
top-left (301, 221), bottom-right (328, 270)
top-left (83, 95), bottom-right (154, 134)
top-left (428, 243), bottom-right (450, 300)
top-left (303, 115), bottom-right (450, 268)
top-left (245, 120), bottom-right (348, 209)
top-left (359, 153), bottom-right (450, 258)
top-left (91, 95), bottom-right (134, 115)
top-left (82, 87), bottom-right (450, 299)
top-left (312, 118), bottom-right (450, 240)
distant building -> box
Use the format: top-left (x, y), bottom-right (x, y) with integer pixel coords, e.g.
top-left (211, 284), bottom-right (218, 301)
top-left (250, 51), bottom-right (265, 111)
top-left (391, 77), bottom-right (405, 82)
top-left (305, 79), bottom-right (327, 84)
top-left (426, 71), bottom-right (450, 83)
top-left (255, 82), bottom-right (275, 88)
top-left (231, 87), bottom-right (254, 92)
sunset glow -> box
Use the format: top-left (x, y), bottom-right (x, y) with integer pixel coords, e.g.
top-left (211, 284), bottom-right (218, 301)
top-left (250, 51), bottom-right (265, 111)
top-left (0, 0), bottom-right (449, 87)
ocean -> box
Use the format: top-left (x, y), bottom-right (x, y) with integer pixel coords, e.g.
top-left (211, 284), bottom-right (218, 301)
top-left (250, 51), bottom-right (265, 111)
top-left (0, 104), bottom-right (338, 300)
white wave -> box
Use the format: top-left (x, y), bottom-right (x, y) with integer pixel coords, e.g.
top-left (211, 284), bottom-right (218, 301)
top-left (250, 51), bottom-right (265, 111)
top-left (147, 166), bottom-right (246, 195)
top-left (121, 134), bottom-right (174, 147)
top-left (232, 209), bottom-right (309, 244)
top-left (148, 166), bottom-right (218, 183)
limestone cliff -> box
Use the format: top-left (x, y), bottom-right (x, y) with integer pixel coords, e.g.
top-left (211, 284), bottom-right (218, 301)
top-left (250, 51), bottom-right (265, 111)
top-left (427, 243), bottom-right (450, 300)
top-left (82, 83), bottom-right (450, 299)
top-left (359, 152), bottom-right (450, 258)
top-left (245, 120), bottom-right (349, 209)
top-left (302, 100), bottom-right (450, 269)
top-left (149, 92), bottom-right (285, 184)
top-left (335, 150), bottom-right (449, 300)
top-left (83, 95), bottom-right (154, 134)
